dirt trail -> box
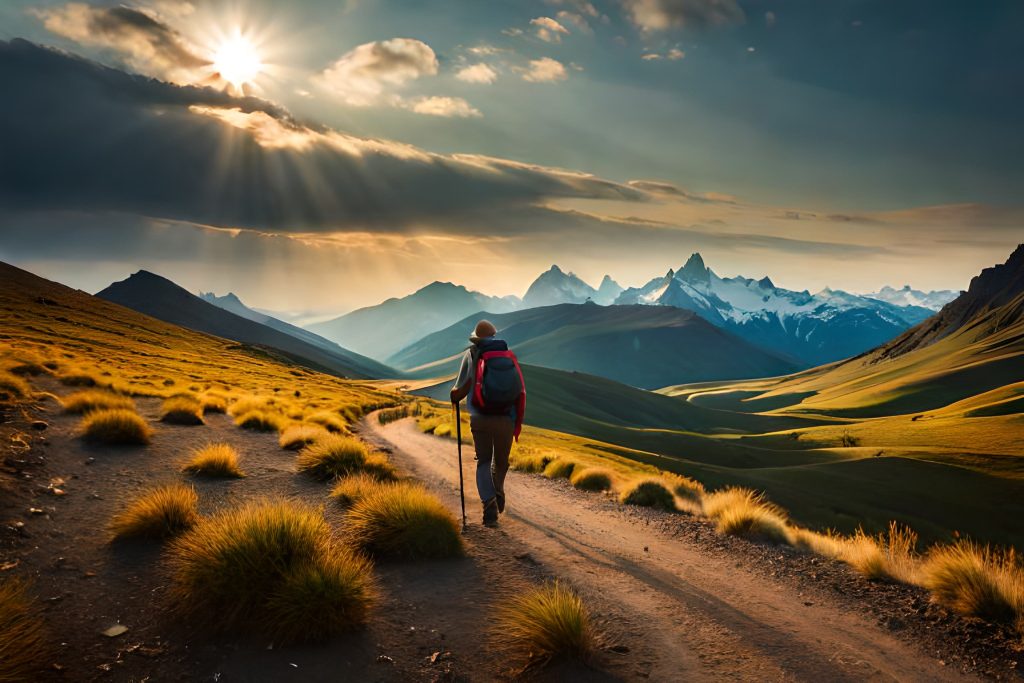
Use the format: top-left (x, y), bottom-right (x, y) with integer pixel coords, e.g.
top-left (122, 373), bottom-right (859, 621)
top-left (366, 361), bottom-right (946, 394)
top-left (364, 415), bottom-right (977, 683)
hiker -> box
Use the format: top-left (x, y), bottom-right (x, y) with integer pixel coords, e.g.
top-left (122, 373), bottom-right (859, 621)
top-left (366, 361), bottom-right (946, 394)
top-left (450, 319), bottom-right (526, 527)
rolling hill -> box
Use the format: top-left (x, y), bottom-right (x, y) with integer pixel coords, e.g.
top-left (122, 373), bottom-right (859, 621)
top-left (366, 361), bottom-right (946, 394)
top-left (98, 271), bottom-right (395, 380)
top-left (309, 281), bottom-right (521, 361)
top-left (389, 302), bottom-right (799, 389)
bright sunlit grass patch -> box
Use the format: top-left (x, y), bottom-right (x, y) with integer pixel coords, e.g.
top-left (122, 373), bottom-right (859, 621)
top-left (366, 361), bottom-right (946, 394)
top-left (664, 472), bottom-right (705, 503)
top-left (279, 423), bottom-right (329, 451)
top-left (109, 483), bottom-right (199, 540)
top-left (921, 542), bottom-right (1023, 624)
top-left (841, 523), bottom-right (919, 583)
top-left (161, 395), bottom-right (205, 425)
top-left (543, 458), bottom-right (578, 480)
top-left (79, 408), bottom-right (153, 445)
top-left (569, 467), bottom-right (613, 492)
top-left (199, 391), bottom-right (228, 414)
top-left (0, 578), bottom-right (48, 682)
top-left (183, 443), bottom-right (244, 478)
top-left (306, 411), bottom-right (348, 434)
top-left (703, 487), bottom-right (792, 544)
top-left (510, 450), bottom-right (553, 474)
top-left (167, 500), bottom-right (374, 643)
top-left (346, 482), bottom-right (463, 560)
top-left (330, 472), bottom-right (393, 509)
top-left (234, 409), bottom-right (288, 432)
top-left (297, 434), bottom-right (395, 481)
top-left (0, 371), bottom-right (31, 401)
top-left (619, 478), bottom-right (676, 512)
top-left (492, 581), bottom-right (598, 670)
top-left (62, 389), bottom-right (134, 414)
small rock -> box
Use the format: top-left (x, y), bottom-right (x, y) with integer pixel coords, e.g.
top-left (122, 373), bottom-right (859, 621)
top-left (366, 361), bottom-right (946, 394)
top-left (28, 507), bottom-right (44, 515)
top-left (803, 601), bottom-right (814, 607)
top-left (376, 655), bottom-right (394, 664)
top-left (103, 624), bottom-right (129, 638)
top-left (30, 421), bottom-right (48, 431)
top-left (84, 457), bottom-right (95, 465)
top-left (429, 651), bottom-right (442, 663)
top-left (643, 546), bottom-right (649, 552)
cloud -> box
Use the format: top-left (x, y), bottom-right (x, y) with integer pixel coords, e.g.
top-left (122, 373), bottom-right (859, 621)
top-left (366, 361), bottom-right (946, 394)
top-left (546, 0), bottom-right (600, 18)
top-left (404, 96), bottom-right (482, 118)
top-left (455, 63), bottom-right (497, 84)
top-left (0, 39), bottom-right (640, 238)
top-left (530, 16), bottom-right (570, 43)
top-left (520, 57), bottom-right (568, 83)
top-left (621, 0), bottom-right (745, 31)
top-left (32, 2), bottom-right (209, 84)
top-left (318, 38), bottom-right (438, 106)
top-left (627, 180), bottom-right (734, 203)
top-left (642, 47), bottom-right (685, 61)
top-left (556, 11), bottom-right (594, 34)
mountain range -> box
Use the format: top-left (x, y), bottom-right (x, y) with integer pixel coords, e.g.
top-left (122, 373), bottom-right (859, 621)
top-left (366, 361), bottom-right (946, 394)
top-left (388, 302), bottom-right (798, 389)
top-left (98, 271), bottom-right (394, 379)
top-left (863, 285), bottom-right (957, 311)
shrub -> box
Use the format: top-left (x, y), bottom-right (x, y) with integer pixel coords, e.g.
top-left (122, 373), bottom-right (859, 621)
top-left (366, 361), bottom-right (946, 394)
top-left (543, 458), bottom-right (577, 480)
top-left (279, 424), bottom-right (329, 451)
top-left (569, 468), bottom-right (613, 492)
top-left (306, 411), bottom-right (348, 434)
top-left (492, 581), bottom-right (597, 668)
top-left (0, 578), bottom-right (49, 682)
top-left (921, 543), bottom-right (1023, 623)
top-left (161, 396), bottom-right (205, 425)
top-left (0, 372), bottom-right (31, 401)
top-left (841, 523), bottom-right (919, 583)
top-left (183, 444), bottom-right (244, 478)
top-left (840, 431), bottom-right (860, 447)
top-left (346, 483), bottom-right (463, 560)
top-left (234, 410), bottom-right (287, 432)
top-left (619, 479), bottom-right (676, 512)
top-left (702, 488), bottom-right (791, 544)
top-left (62, 389), bottom-right (134, 414)
top-left (167, 500), bottom-right (374, 643)
top-left (297, 435), bottom-right (394, 481)
top-left (109, 483), bottom-right (199, 540)
top-left (330, 473), bottom-right (392, 509)
top-left (80, 409), bottom-right (153, 445)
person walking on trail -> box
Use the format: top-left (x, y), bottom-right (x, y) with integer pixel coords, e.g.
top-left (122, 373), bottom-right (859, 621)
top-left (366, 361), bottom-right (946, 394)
top-left (450, 319), bottom-right (526, 527)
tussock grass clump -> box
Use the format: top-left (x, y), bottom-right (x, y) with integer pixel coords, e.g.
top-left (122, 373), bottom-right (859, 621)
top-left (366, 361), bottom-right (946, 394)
top-left (0, 578), bottom-right (49, 682)
top-left (418, 416), bottom-right (443, 433)
top-left (167, 500), bottom-right (374, 643)
top-left (235, 410), bottom-right (287, 432)
top-left (330, 473), bottom-right (392, 509)
top-left (80, 408), bottom-right (153, 445)
top-left (183, 443), bottom-right (244, 478)
top-left (306, 411), bottom-right (348, 434)
top-left (62, 389), bottom-right (134, 414)
top-left (0, 372), bottom-right (31, 400)
top-left (228, 396), bottom-right (268, 417)
top-left (433, 423), bottom-right (452, 437)
top-left (569, 467), bottom-right (613, 492)
top-left (377, 405), bottom-right (410, 425)
top-left (346, 482), bottom-right (463, 560)
top-left (109, 483), bottom-right (199, 540)
top-left (792, 528), bottom-right (845, 559)
top-left (58, 372), bottom-right (96, 387)
top-left (619, 479), bottom-right (676, 512)
top-left (510, 451), bottom-right (553, 474)
top-left (279, 423), bottom-right (329, 450)
top-left (199, 391), bottom-right (228, 414)
top-left (543, 458), bottom-right (577, 480)
top-left (161, 396), bottom-right (205, 425)
top-left (921, 543), bottom-right (1023, 623)
top-left (297, 435), bottom-right (395, 481)
top-left (841, 523), bottom-right (919, 583)
top-left (664, 472), bottom-right (705, 502)
top-left (702, 488), bottom-right (791, 544)
top-left (493, 581), bottom-right (597, 668)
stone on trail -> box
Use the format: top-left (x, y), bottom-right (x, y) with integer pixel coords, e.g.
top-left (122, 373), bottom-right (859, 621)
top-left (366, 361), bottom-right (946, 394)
top-left (103, 624), bottom-right (129, 637)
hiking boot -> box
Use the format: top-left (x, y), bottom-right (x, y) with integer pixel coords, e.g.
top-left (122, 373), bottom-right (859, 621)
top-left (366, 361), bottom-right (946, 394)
top-left (496, 491), bottom-right (506, 514)
top-left (482, 498), bottom-right (499, 527)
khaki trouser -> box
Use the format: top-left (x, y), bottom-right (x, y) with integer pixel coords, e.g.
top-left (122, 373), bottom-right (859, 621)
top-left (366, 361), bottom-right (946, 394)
top-left (470, 414), bottom-right (514, 502)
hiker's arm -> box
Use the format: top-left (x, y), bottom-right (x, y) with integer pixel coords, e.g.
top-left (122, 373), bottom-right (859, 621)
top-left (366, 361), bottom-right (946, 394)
top-left (450, 383), bottom-right (470, 403)
top-left (450, 351), bottom-right (472, 403)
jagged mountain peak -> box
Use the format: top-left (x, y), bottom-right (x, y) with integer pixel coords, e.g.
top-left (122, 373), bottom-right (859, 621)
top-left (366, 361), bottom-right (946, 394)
top-left (677, 253), bottom-right (709, 283)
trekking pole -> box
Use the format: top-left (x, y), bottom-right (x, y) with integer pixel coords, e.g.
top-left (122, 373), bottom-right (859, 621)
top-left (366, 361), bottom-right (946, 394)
top-left (454, 401), bottom-right (467, 532)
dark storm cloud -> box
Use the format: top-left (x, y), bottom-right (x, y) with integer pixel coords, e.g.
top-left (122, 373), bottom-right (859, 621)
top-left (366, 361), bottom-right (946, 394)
top-left (0, 39), bottom-right (643, 235)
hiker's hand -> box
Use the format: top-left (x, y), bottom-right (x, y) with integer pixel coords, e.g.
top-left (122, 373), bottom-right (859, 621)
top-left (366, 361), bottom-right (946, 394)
top-left (449, 389), bottom-right (459, 404)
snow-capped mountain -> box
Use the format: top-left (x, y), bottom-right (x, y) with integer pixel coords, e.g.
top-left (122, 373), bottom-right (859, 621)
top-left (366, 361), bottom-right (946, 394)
top-left (865, 285), bottom-right (958, 311)
top-left (615, 253), bottom-right (934, 366)
top-left (522, 265), bottom-right (599, 307)
top-left (594, 275), bottom-right (624, 305)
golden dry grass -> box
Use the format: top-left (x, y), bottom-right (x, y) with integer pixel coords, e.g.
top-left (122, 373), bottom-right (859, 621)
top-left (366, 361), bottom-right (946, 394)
top-left (619, 478), bottom-right (676, 512)
top-left (161, 395), bottom-right (205, 425)
top-left (306, 411), bottom-right (348, 434)
top-left (61, 389), bottom-right (134, 414)
top-left (791, 528), bottom-right (846, 559)
top-left (227, 396), bottom-right (269, 417)
top-left (297, 435), bottom-right (395, 481)
top-left (279, 423), bottom-right (329, 451)
top-left (199, 391), bottom-right (228, 414)
top-left (0, 578), bottom-right (49, 683)
top-left (330, 473), bottom-right (392, 509)
top-left (542, 458), bottom-right (578, 480)
top-left (702, 488), bottom-right (792, 544)
top-left (0, 372), bottom-right (31, 401)
top-left (79, 408), bottom-right (153, 445)
top-left (492, 581), bottom-right (598, 669)
top-left (167, 500), bottom-right (374, 643)
top-left (234, 409), bottom-right (288, 432)
top-left (841, 523), bottom-right (919, 583)
top-left (509, 450), bottom-right (553, 474)
top-left (182, 443), bottom-right (244, 478)
top-left (108, 483), bottom-right (199, 540)
top-left (345, 482), bottom-right (463, 560)
top-left (569, 467), bottom-right (613, 492)
top-left (921, 542), bottom-right (1024, 624)
top-left (663, 472), bottom-right (705, 503)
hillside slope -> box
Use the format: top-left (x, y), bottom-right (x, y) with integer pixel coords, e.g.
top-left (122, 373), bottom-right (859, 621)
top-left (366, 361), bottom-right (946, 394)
top-left (390, 302), bottom-right (798, 389)
top-left (98, 271), bottom-right (395, 380)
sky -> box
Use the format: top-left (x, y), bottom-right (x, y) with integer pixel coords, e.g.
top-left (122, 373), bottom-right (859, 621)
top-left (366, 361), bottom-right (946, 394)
top-left (0, 0), bottom-right (1022, 315)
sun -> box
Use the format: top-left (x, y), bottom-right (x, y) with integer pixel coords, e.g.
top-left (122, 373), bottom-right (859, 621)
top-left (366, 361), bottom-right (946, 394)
top-left (212, 32), bottom-right (263, 90)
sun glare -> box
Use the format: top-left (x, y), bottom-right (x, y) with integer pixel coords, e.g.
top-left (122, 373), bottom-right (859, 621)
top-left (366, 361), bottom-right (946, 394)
top-left (212, 32), bottom-right (263, 90)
